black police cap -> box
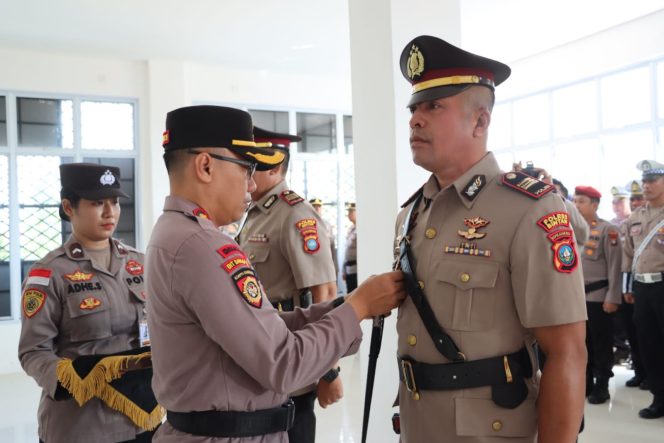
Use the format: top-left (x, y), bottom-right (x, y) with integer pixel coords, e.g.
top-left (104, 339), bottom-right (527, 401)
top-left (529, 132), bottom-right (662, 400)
top-left (162, 105), bottom-right (285, 170)
top-left (400, 35), bottom-right (511, 106)
top-left (59, 163), bottom-right (129, 221)
top-left (253, 126), bottom-right (302, 151)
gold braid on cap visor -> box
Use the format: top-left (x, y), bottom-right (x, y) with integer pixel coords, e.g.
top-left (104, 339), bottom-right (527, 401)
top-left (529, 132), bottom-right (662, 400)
top-left (243, 150), bottom-right (286, 165)
top-left (412, 75), bottom-right (495, 93)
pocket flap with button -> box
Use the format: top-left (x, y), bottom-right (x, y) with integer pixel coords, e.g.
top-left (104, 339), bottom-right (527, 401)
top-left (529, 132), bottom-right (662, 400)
top-left (436, 259), bottom-right (499, 290)
top-left (455, 397), bottom-right (536, 437)
top-left (65, 289), bottom-right (111, 342)
top-left (248, 247), bottom-right (270, 264)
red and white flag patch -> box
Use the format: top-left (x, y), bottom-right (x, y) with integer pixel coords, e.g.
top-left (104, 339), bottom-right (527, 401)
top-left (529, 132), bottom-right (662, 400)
top-left (27, 269), bottom-right (52, 286)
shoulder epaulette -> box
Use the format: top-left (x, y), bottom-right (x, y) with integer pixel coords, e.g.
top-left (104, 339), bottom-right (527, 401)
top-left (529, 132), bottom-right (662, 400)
top-left (40, 247), bottom-right (67, 265)
top-left (279, 190), bottom-right (304, 206)
top-left (501, 172), bottom-right (554, 199)
top-left (400, 186), bottom-right (424, 208)
top-left (113, 239), bottom-right (139, 255)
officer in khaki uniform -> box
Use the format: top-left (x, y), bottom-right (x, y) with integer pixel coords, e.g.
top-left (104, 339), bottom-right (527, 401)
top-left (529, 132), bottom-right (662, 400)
top-left (610, 185), bottom-right (631, 227)
top-left (237, 127), bottom-right (340, 443)
top-left (19, 163), bottom-right (157, 443)
top-left (393, 36), bottom-right (587, 443)
top-left (630, 180), bottom-right (646, 211)
top-left (146, 105), bottom-right (406, 442)
top-left (622, 159), bottom-right (664, 419)
top-left (573, 186), bottom-right (622, 404)
top-left (343, 202), bottom-right (357, 292)
top-left (309, 197), bottom-right (339, 275)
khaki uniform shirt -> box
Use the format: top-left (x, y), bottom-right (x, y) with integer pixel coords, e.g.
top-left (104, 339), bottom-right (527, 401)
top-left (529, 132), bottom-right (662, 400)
top-left (343, 225), bottom-right (357, 276)
top-left (563, 198), bottom-right (589, 245)
top-left (146, 196), bottom-right (362, 443)
top-left (622, 203), bottom-right (664, 274)
top-left (18, 236), bottom-right (148, 443)
top-left (237, 181), bottom-right (336, 305)
top-left (581, 219), bottom-right (623, 304)
top-left (394, 153), bottom-right (586, 443)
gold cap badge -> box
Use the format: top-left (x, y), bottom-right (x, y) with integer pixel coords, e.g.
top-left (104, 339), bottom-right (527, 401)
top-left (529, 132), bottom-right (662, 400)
top-left (407, 45), bottom-right (424, 79)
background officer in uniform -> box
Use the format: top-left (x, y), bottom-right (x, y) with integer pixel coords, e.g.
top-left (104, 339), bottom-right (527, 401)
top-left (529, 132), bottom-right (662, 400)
top-left (393, 36), bottom-right (587, 443)
top-left (145, 105), bottom-right (406, 442)
top-left (237, 127), bottom-right (340, 443)
top-left (342, 202), bottom-right (357, 292)
top-left (622, 159), bottom-right (664, 419)
top-left (309, 197), bottom-right (339, 275)
top-left (19, 163), bottom-right (157, 443)
top-left (573, 186), bottom-right (622, 404)
top-left (630, 180), bottom-right (646, 211)
top-left (610, 185), bottom-right (631, 226)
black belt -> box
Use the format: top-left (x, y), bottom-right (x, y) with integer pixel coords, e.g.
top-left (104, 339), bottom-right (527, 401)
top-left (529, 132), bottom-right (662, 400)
top-left (271, 291), bottom-right (312, 312)
top-left (398, 347), bottom-right (532, 409)
top-left (167, 400), bottom-right (295, 438)
top-left (344, 260), bottom-right (357, 266)
top-left (584, 279), bottom-right (609, 294)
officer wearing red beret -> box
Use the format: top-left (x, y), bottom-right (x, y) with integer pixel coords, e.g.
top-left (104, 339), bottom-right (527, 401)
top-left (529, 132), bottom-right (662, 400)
top-left (573, 186), bottom-right (622, 404)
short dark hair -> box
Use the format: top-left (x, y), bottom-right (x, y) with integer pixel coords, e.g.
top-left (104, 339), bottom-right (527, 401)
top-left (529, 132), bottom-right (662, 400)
top-left (163, 149), bottom-right (190, 174)
top-left (60, 188), bottom-right (82, 222)
top-left (279, 150), bottom-right (290, 177)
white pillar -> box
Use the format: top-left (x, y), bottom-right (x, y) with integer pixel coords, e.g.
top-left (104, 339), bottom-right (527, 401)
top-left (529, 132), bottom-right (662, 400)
top-left (347, 1), bottom-right (460, 441)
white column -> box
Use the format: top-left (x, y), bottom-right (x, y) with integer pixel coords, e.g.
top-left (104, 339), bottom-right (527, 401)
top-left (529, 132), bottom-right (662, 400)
top-left (143, 60), bottom-right (189, 241)
top-left (347, 1), bottom-right (460, 441)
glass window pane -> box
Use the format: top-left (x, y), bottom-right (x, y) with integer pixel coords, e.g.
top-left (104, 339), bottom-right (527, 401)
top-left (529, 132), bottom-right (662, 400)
top-left (17, 98), bottom-right (73, 148)
top-left (343, 115), bottom-right (353, 154)
top-left (552, 139), bottom-right (602, 194)
top-left (297, 113), bottom-right (337, 153)
top-left (248, 110), bottom-right (289, 133)
top-left (0, 155), bottom-right (9, 317)
top-left (553, 81), bottom-right (598, 138)
top-left (603, 129), bottom-right (656, 187)
top-left (513, 94), bottom-right (549, 146)
top-left (658, 62), bottom-right (664, 119)
top-left (490, 102), bottom-right (512, 149)
top-left (18, 155), bottom-right (63, 262)
top-left (0, 96), bottom-right (6, 146)
top-left (81, 101), bottom-right (134, 151)
top-left (82, 157), bottom-right (136, 247)
top-left (601, 67), bottom-right (651, 129)
top-left (493, 150), bottom-right (514, 172)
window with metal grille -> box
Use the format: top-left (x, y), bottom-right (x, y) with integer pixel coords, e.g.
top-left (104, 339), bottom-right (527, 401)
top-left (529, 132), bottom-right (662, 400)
top-left (1, 94), bottom-right (138, 319)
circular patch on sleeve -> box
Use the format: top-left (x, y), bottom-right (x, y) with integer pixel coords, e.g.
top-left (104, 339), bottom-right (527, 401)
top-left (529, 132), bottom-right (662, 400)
top-left (305, 237), bottom-right (320, 253)
top-left (552, 240), bottom-right (577, 273)
top-left (22, 289), bottom-right (47, 318)
top-left (232, 269), bottom-right (263, 308)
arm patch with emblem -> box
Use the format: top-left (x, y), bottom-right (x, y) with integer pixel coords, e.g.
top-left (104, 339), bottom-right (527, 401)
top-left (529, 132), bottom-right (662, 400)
top-left (296, 218), bottom-right (320, 254)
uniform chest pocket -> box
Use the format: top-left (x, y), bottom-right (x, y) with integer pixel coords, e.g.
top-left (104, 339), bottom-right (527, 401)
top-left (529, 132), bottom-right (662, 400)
top-left (247, 247), bottom-right (270, 264)
top-left (64, 287), bottom-right (111, 343)
top-left (435, 259), bottom-right (499, 332)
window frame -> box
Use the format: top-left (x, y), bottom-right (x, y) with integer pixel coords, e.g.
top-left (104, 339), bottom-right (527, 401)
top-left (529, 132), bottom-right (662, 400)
top-left (0, 91), bottom-right (141, 321)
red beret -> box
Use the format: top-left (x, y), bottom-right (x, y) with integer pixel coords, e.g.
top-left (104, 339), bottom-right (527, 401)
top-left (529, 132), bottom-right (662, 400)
top-left (575, 186), bottom-right (602, 199)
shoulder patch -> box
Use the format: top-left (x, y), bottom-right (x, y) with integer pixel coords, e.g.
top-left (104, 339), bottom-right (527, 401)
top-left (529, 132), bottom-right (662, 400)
top-left (461, 175), bottom-right (486, 201)
top-left (217, 244), bottom-right (243, 259)
top-left (26, 268), bottom-right (52, 286)
top-left (501, 172), bottom-right (553, 199)
top-left (22, 288), bottom-right (47, 318)
top-left (537, 212), bottom-right (570, 232)
top-left (125, 260), bottom-right (144, 276)
top-left (232, 268), bottom-right (263, 308)
top-left (279, 190), bottom-right (304, 206)
top-left (400, 186), bottom-right (424, 208)
top-left (263, 194), bottom-right (278, 209)
top-left (296, 218), bottom-right (320, 254)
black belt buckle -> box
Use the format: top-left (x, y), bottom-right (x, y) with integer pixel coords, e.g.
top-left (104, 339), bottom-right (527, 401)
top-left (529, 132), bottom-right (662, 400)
top-left (400, 358), bottom-right (419, 399)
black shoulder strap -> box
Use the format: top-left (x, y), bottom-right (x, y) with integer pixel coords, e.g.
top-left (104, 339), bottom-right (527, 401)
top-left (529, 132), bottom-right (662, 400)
top-left (399, 194), bottom-right (465, 362)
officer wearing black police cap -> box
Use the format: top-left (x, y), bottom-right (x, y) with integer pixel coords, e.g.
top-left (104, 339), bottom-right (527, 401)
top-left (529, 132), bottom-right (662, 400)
top-left (391, 36), bottom-right (586, 442)
top-left (19, 163), bottom-right (160, 443)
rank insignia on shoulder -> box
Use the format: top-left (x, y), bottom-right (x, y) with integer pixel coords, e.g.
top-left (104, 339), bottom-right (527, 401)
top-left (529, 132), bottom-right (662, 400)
top-left (462, 175), bottom-right (486, 201)
top-left (501, 172), bottom-right (553, 199)
top-left (63, 270), bottom-right (94, 282)
top-left (263, 194), bottom-right (278, 209)
top-left (296, 219), bottom-right (320, 254)
top-left (217, 244), bottom-right (243, 259)
top-left (22, 288), bottom-right (47, 318)
top-left (232, 268), bottom-right (263, 308)
top-left (27, 268), bottom-right (52, 286)
top-left (279, 190), bottom-right (304, 206)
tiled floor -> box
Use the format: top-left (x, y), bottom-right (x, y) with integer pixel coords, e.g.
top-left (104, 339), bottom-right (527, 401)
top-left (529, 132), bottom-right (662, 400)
top-left (1, 357), bottom-right (662, 442)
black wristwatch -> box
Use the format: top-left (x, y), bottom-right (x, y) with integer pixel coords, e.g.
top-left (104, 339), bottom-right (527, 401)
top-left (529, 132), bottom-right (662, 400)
top-left (321, 366), bottom-right (341, 383)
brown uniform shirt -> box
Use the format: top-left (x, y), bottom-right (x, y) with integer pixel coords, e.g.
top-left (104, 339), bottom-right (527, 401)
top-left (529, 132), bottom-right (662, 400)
top-left (343, 225), bottom-right (357, 276)
top-left (18, 236), bottom-right (148, 443)
top-left (622, 203), bottom-right (664, 274)
top-left (146, 196), bottom-right (362, 443)
top-left (394, 153), bottom-right (586, 443)
top-left (237, 180), bottom-right (336, 305)
top-left (581, 219), bottom-right (623, 304)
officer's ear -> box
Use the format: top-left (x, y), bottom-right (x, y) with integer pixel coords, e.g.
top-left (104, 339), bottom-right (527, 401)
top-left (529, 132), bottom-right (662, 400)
top-left (62, 199), bottom-right (75, 219)
top-left (191, 151), bottom-right (215, 184)
top-left (473, 108), bottom-right (491, 138)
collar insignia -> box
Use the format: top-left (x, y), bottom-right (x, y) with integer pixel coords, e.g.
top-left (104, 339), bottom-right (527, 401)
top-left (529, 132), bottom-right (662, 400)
top-left (462, 175), bottom-right (486, 201)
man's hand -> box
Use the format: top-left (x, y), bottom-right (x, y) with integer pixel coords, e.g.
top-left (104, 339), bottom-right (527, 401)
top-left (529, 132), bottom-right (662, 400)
top-left (346, 271), bottom-right (406, 320)
top-left (603, 302), bottom-right (619, 313)
top-left (624, 293), bottom-right (635, 304)
top-left (317, 377), bottom-right (343, 408)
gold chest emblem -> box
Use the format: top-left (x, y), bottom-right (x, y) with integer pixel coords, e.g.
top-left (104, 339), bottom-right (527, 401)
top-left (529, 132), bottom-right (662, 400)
top-left (407, 45), bottom-right (424, 79)
top-left (458, 216), bottom-right (490, 240)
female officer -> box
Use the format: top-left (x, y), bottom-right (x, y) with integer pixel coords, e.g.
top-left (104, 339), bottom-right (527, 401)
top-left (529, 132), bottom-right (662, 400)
top-left (18, 163), bottom-right (159, 443)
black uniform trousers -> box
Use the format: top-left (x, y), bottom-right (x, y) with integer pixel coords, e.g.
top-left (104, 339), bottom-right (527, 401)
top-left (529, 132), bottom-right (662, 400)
top-left (288, 390), bottom-right (317, 443)
top-left (345, 274), bottom-right (358, 293)
top-left (634, 281), bottom-right (664, 400)
top-left (586, 302), bottom-right (615, 379)
top-left (620, 295), bottom-right (647, 378)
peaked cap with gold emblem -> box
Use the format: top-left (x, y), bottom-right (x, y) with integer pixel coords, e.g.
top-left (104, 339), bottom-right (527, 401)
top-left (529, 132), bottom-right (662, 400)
top-left (400, 35), bottom-right (511, 106)
top-left (253, 126), bottom-right (302, 153)
top-left (162, 105), bottom-right (285, 171)
top-left (59, 163), bottom-right (129, 221)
